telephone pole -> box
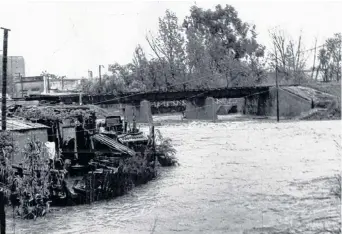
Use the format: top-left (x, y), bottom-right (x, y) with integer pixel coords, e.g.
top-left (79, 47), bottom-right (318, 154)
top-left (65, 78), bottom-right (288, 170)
top-left (275, 44), bottom-right (280, 122)
top-left (311, 37), bottom-right (317, 80)
top-left (0, 189), bottom-right (5, 234)
top-left (61, 76), bottom-right (65, 91)
top-left (20, 73), bottom-right (23, 98)
top-left (1, 27), bottom-right (10, 131)
top-left (99, 65), bottom-right (104, 86)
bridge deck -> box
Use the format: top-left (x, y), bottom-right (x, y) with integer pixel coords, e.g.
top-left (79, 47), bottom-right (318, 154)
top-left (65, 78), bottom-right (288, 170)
top-left (23, 85), bottom-right (297, 105)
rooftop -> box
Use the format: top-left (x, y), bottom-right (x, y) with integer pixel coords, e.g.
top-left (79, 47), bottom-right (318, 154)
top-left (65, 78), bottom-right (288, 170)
top-left (4, 118), bottom-right (50, 131)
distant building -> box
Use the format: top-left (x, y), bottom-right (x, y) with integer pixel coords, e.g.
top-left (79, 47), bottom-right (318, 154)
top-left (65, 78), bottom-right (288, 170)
top-left (0, 56), bottom-right (26, 97)
top-left (49, 78), bottom-right (83, 92)
top-left (13, 75), bottom-right (84, 98)
top-left (13, 76), bottom-right (46, 98)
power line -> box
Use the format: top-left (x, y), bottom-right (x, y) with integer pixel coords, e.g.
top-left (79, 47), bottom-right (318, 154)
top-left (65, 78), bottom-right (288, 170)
top-left (299, 44), bottom-right (325, 54)
top-left (311, 38), bottom-right (318, 80)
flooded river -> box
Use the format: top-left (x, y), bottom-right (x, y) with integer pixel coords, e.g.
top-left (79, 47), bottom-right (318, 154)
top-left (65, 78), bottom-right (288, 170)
top-left (7, 118), bottom-right (341, 234)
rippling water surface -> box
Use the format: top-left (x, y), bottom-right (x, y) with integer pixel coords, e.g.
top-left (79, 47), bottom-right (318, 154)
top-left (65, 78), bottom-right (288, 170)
top-left (7, 119), bottom-right (341, 234)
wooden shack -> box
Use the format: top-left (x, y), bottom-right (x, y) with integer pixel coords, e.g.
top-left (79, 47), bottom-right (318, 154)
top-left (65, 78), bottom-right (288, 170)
top-left (6, 118), bottom-right (50, 164)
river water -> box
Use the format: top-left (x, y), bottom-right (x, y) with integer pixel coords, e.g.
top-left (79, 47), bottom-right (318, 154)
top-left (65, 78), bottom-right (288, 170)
top-left (7, 118), bottom-right (341, 234)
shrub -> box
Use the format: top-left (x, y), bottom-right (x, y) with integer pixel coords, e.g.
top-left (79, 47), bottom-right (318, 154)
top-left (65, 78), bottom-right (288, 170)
top-left (154, 129), bottom-right (178, 166)
top-left (0, 135), bottom-right (51, 219)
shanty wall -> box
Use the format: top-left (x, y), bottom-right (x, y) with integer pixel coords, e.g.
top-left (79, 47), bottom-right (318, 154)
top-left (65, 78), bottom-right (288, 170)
top-left (10, 128), bottom-right (49, 165)
top-left (62, 125), bottom-right (76, 143)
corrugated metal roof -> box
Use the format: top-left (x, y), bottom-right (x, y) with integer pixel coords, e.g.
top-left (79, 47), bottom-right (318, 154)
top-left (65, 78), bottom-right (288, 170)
top-left (92, 134), bottom-right (136, 157)
top-left (4, 118), bottom-right (50, 131)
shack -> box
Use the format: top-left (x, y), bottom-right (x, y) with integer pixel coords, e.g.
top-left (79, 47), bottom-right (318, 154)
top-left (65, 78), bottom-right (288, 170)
top-left (6, 118), bottom-right (50, 164)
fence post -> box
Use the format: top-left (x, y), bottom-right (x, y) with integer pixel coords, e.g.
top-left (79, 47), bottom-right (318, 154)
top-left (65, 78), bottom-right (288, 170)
top-left (152, 126), bottom-right (156, 169)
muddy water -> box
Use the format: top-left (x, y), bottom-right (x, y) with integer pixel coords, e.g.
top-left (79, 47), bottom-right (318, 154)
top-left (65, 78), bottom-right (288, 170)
top-left (7, 119), bottom-right (341, 234)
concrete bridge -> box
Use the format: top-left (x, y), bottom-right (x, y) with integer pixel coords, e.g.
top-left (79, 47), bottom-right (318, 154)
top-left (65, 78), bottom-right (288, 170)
top-left (23, 85), bottom-right (308, 122)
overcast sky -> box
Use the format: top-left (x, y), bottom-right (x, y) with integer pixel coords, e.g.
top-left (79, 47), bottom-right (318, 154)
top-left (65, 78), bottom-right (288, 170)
top-left (0, 0), bottom-right (341, 77)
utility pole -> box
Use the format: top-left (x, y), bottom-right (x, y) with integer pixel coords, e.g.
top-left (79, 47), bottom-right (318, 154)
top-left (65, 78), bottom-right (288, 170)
top-left (99, 65), bottom-right (104, 87)
top-left (311, 37), bottom-right (317, 80)
top-left (61, 76), bottom-right (64, 91)
top-left (1, 27), bottom-right (10, 131)
top-left (0, 189), bottom-right (5, 234)
top-left (46, 75), bottom-right (50, 93)
top-left (338, 39), bottom-right (341, 81)
top-left (275, 43), bottom-right (280, 122)
top-left (20, 73), bottom-right (23, 98)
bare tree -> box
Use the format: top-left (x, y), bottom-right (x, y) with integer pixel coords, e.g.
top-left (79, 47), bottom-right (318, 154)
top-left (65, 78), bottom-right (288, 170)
top-left (269, 28), bottom-right (308, 83)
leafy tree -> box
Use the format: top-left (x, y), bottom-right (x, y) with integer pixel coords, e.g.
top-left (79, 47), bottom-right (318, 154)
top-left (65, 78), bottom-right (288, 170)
top-left (316, 33), bottom-right (341, 82)
top-left (147, 58), bottom-right (169, 91)
top-left (108, 63), bottom-right (136, 91)
top-left (185, 25), bottom-right (215, 89)
top-left (183, 4), bottom-right (265, 87)
top-left (132, 45), bottom-right (149, 85)
top-left (146, 10), bottom-right (187, 90)
top-left (80, 4), bottom-right (266, 94)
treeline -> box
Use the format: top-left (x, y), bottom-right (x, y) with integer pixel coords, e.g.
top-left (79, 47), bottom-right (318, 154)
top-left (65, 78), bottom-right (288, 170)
top-left (79, 4), bottom-right (341, 95)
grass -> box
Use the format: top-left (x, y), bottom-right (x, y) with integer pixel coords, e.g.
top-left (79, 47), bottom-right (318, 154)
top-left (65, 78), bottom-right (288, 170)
top-left (303, 81), bottom-right (341, 99)
top-left (300, 81), bottom-right (341, 119)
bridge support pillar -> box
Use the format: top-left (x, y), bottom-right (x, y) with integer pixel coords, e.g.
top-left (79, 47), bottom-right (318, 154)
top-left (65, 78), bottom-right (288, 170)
top-left (185, 97), bottom-right (218, 121)
top-left (139, 100), bottom-right (153, 123)
top-left (123, 100), bottom-right (152, 124)
top-left (123, 104), bottom-right (137, 123)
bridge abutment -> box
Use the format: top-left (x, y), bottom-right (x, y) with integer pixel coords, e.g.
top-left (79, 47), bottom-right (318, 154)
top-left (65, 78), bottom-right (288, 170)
top-left (184, 97), bottom-right (218, 121)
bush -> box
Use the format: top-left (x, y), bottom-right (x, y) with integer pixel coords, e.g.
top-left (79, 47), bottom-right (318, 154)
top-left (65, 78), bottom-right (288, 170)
top-left (0, 131), bottom-right (14, 185)
top-left (154, 129), bottom-right (178, 166)
top-left (0, 135), bottom-right (51, 219)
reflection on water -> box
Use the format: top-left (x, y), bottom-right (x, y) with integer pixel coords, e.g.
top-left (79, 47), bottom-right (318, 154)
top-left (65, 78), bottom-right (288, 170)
top-left (7, 119), bottom-right (341, 234)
